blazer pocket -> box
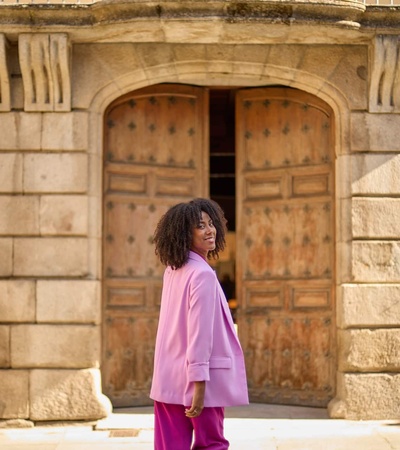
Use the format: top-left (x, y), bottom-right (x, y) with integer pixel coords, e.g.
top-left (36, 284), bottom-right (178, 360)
top-left (209, 356), bottom-right (232, 369)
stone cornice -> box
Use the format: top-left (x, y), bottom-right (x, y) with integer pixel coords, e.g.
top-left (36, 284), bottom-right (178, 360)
top-left (0, 1), bottom-right (398, 43)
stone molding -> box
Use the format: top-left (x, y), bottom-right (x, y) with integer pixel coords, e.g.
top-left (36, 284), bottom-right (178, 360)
top-left (18, 33), bottom-right (71, 112)
top-left (0, 0), bottom-right (367, 29)
top-left (369, 35), bottom-right (400, 113)
top-left (0, 1), bottom-right (384, 46)
top-left (0, 34), bottom-right (10, 112)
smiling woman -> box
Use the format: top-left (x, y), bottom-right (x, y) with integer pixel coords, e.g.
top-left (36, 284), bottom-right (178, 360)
top-left (153, 198), bottom-right (227, 270)
top-left (190, 211), bottom-right (216, 260)
top-left (150, 198), bottom-right (249, 450)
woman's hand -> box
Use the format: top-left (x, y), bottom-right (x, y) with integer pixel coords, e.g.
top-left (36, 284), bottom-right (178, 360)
top-left (185, 381), bottom-right (205, 418)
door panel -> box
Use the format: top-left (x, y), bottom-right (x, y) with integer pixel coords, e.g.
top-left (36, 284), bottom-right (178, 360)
top-left (102, 84), bottom-right (208, 406)
top-left (236, 87), bottom-right (335, 407)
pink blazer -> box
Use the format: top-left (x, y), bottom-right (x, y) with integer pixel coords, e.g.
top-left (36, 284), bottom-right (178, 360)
top-left (150, 251), bottom-right (249, 407)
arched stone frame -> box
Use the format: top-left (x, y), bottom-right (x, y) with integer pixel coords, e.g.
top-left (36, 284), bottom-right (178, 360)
top-left (86, 60), bottom-right (352, 414)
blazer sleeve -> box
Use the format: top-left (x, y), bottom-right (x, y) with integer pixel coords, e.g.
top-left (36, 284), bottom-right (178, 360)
top-left (186, 268), bottom-right (217, 382)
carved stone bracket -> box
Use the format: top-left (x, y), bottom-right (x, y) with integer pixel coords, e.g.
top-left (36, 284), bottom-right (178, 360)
top-left (369, 35), bottom-right (400, 113)
top-left (19, 33), bottom-right (71, 112)
top-left (0, 34), bottom-right (11, 112)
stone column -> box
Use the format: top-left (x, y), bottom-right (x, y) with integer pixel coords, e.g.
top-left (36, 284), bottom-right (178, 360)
top-left (0, 33), bottom-right (111, 423)
top-left (330, 105), bottom-right (400, 419)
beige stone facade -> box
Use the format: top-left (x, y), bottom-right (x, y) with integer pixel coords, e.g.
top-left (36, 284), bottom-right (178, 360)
top-left (1, 0), bottom-right (400, 423)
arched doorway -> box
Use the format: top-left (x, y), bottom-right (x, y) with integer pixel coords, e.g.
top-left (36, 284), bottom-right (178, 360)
top-left (102, 83), bottom-right (336, 408)
top-left (236, 87), bottom-right (336, 407)
top-left (101, 84), bottom-right (209, 406)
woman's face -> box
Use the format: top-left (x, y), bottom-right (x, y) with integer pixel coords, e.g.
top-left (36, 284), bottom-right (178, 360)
top-left (191, 211), bottom-right (216, 259)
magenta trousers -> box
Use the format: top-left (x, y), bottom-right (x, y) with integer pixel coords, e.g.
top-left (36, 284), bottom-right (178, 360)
top-left (154, 401), bottom-right (230, 450)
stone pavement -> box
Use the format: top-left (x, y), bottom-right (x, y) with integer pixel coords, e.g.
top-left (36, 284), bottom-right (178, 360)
top-left (1, 404), bottom-right (400, 449)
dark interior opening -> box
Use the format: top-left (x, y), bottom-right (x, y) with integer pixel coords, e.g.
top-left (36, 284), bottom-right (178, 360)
top-left (209, 89), bottom-right (236, 231)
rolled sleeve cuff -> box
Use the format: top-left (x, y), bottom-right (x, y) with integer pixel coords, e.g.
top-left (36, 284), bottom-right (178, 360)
top-left (187, 362), bottom-right (210, 382)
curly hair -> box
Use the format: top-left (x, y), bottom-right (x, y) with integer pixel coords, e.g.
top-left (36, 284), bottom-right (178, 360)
top-left (153, 198), bottom-right (227, 269)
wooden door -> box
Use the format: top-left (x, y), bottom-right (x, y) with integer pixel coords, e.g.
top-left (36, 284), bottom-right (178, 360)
top-left (236, 87), bottom-right (335, 407)
top-left (102, 84), bottom-right (208, 406)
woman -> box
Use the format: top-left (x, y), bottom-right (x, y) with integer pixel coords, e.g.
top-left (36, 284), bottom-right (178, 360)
top-left (150, 198), bottom-right (248, 450)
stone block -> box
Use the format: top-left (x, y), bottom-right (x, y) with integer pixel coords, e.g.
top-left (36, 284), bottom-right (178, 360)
top-left (336, 154), bottom-right (352, 200)
top-left (0, 34), bottom-right (11, 112)
top-left (325, 48), bottom-right (367, 111)
top-left (339, 328), bottom-right (400, 372)
top-left (282, 45), bottom-right (366, 110)
top-left (0, 112), bottom-right (86, 151)
top-left (30, 369), bottom-right (112, 421)
top-left (268, 44), bottom-right (305, 68)
top-left (39, 195), bottom-right (88, 236)
top-left (352, 198), bottom-right (400, 238)
top-left (175, 60), bottom-right (208, 78)
top-left (0, 239), bottom-right (12, 276)
top-left (206, 44), bottom-right (236, 62)
top-left (165, 23), bottom-right (223, 44)
top-left (337, 197), bottom-right (352, 244)
top-left (231, 61), bottom-right (265, 79)
top-left (0, 419), bottom-right (34, 428)
top-left (332, 373), bottom-right (400, 420)
top-left (336, 242), bottom-right (352, 283)
top-left (143, 63), bottom-right (177, 83)
top-left (0, 196), bottom-right (39, 235)
top-left (87, 194), bottom-right (101, 239)
top-left (0, 370), bottom-right (29, 419)
top-left (235, 45), bottom-right (274, 65)
top-left (173, 46), bottom-right (208, 75)
top-left (87, 236), bottom-right (102, 279)
top-left (351, 112), bottom-right (400, 152)
top-left (0, 280), bottom-right (36, 322)
top-left (0, 112), bottom-right (41, 151)
top-left (11, 324), bottom-right (100, 368)
top-left (352, 241), bottom-right (400, 282)
top-left (172, 44), bottom-right (207, 62)
top-left (41, 112), bottom-right (88, 151)
top-left (37, 280), bottom-right (100, 324)
top-left (10, 78), bottom-right (24, 112)
top-left (72, 44), bottom-right (145, 109)
top-left (138, 43), bottom-right (175, 68)
top-left (351, 154), bottom-right (400, 195)
top-left (0, 326), bottom-right (10, 367)
top-left (13, 237), bottom-right (88, 277)
top-left (0, 153), bottom-right (23, 193)
top-left (23, 153), bottom-right (88, 193)
top-left (340, 284), bottom-right (400, 328)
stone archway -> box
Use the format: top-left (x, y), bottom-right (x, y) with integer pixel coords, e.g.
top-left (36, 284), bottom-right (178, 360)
top-left (86, 54), bottom-right (351, 413)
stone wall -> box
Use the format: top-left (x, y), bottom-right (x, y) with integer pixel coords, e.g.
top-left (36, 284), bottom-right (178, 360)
top-left (0, 32), bottom-right (112, 422)
top-left (0, 3), bottom-right (400, 421)
top-left (327, 36), bottom-right (400, 417)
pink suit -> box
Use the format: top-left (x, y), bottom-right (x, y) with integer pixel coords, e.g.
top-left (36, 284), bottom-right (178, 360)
top-left (150, 251), bottom-right (248, 408)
